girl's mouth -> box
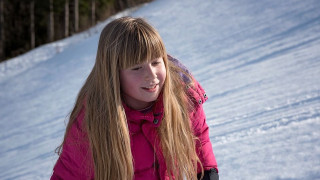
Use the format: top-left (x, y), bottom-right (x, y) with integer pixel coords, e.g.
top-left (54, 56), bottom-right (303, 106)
top-left (142, 84), bottom-right (158, 92)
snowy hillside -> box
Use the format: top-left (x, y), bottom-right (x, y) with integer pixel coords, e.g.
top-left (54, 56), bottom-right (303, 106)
top-left (0, 0), bottom-right (319, 179)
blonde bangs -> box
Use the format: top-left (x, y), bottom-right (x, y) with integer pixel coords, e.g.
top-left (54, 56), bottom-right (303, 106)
top-left (117, 18), bottom-right (166, 69)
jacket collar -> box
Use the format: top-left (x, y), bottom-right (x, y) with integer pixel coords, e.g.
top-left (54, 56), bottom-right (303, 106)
top-left (122, 93), bottom-right (164, 127)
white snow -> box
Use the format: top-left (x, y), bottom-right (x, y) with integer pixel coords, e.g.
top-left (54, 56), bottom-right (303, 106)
top-left (0, 0), bottom-right (319, 179)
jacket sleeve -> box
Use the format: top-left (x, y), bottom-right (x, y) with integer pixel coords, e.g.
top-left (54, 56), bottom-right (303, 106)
top-left (51, 107), bottom-right (94, 180)
top-left (187, 79), bottom-right (219, 174)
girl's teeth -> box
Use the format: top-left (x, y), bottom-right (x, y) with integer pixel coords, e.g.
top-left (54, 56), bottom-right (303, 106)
top-left (145, 85), bottom-right (156, 89)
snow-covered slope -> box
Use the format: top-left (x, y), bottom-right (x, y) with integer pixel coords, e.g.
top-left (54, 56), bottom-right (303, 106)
top-left (0, 0), bottom-right (319, 179)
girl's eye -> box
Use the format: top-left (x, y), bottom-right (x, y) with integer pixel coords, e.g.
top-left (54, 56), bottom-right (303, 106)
top-left (152, 61), bottom-right (160, 66)
top-left (131, 66), bottom-right (142, 71)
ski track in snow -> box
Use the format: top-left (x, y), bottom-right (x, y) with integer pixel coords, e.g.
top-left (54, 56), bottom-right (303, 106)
top-left (0, 0), bottom-right (320, 179)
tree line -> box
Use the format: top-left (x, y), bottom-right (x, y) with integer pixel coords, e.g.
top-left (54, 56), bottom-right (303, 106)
top-left (0, 0), bottom-right (151, 63)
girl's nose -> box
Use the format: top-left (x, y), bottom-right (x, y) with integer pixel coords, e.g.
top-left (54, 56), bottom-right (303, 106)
top-left (145, 65), bottom-right (157, 80)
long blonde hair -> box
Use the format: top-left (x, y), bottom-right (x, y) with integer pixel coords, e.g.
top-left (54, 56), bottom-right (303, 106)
top-left (57, 17), bottom-right (202, 180)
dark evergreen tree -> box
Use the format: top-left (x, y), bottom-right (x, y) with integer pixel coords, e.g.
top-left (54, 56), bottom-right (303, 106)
top-left (0, 0), bottom-right (4, 59)
top-left (65, 0), bottom-right (69, 37)
top-left (30, 0), bottom-right (35, 49)
top-left (49, 0), bottom-right (54, 42)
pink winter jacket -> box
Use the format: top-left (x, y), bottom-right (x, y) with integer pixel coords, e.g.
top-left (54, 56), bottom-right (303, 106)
top-left (51, 58), bottom-right (218, 180)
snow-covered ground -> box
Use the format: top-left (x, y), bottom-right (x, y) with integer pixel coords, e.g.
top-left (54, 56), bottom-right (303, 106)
top-left (0, 0), bottom-right (319, 179)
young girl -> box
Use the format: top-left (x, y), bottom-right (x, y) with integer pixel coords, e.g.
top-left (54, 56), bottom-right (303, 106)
top-left (51, 17), bottom-right (218, 180)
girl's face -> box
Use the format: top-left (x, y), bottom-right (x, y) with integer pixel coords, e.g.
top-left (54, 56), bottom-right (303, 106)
top-left (120, 57), bottom-right (166, 110)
